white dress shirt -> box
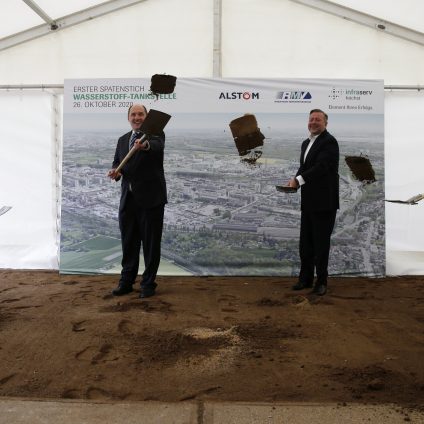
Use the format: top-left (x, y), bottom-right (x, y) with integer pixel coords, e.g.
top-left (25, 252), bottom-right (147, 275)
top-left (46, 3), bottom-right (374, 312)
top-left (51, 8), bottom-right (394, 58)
top-left (296, 134), bottom-right (319, 186)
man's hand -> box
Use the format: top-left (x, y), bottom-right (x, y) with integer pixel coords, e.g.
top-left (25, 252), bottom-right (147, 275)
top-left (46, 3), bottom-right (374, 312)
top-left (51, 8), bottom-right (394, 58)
top-left (107, 168), bottom-right (121, 180)
top-left (287, 178), bottom-right (299, 188)
top-left (133, 138), bottom-right (150, 151)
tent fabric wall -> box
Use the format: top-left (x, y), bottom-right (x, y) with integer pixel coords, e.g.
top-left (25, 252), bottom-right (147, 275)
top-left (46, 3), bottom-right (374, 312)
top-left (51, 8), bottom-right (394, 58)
top-left (385, 90), bottom-right (424, 275)
top-left (0, 91), bottom-right (60, 269)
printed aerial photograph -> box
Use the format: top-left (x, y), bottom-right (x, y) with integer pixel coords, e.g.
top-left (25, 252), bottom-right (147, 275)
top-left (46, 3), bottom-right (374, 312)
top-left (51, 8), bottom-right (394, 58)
top-left (60, 112), bottom-right (385, 276)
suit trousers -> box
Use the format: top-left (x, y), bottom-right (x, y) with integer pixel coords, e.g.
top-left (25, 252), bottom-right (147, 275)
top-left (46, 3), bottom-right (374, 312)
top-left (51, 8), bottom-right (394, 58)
top-left (119, 192), bottom-right (164, 290)
top-left (299, 209), bottom-right (337, 285)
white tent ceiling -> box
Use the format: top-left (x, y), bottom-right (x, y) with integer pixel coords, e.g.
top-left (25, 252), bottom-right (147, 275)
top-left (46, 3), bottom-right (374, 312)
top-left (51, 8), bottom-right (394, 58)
top-left (0, 0), bottom-right (423, 85)
top-left (0, 0), bottom-right (113, 38)
top-left (1, 0), bottom-right (424, 40)
top-left (325, 0), bottom-right (424, 33)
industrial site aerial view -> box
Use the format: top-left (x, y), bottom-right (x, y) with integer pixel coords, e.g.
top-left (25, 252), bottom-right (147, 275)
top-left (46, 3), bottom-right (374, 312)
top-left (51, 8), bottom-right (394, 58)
top-left (60, 112), bottom-right (385, 277)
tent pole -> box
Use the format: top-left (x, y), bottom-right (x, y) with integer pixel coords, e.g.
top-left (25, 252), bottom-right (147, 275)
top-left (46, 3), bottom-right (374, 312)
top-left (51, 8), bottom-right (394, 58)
top-left (0, 85), bottom-right (64, 90)
top-left (50, 92), bottom-right (62, 268)
top-left (213, 0), bottom-right (222, 78)
top-left (0, 84), bottom-right (422, 91)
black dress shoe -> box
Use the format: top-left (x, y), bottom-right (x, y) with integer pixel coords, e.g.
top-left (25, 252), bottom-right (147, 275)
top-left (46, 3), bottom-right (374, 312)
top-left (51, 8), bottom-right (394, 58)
top-left (139, 290), bottom-right (155, 299)
top-left (292, 281), bottom-right (313, 290)
top-left (311, 284), bottom-right (327, 296)
top-left (112, 284), bottom-right (133, 296)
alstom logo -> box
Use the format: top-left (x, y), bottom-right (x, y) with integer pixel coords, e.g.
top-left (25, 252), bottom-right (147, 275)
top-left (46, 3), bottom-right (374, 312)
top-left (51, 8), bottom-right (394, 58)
top-left (219, 92), bottom-right (260, 100)
top-left (276, 91), bottom-right (312, 101)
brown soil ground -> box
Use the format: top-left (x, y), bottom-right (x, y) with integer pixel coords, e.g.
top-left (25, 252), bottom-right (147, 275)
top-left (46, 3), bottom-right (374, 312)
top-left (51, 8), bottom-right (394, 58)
top-left (0, 270), bottom-right (423, 408)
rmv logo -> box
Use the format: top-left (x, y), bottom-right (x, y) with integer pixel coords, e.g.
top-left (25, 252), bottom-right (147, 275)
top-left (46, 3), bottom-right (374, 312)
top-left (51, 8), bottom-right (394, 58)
top-left (277, 91), bottom-right (312, 100)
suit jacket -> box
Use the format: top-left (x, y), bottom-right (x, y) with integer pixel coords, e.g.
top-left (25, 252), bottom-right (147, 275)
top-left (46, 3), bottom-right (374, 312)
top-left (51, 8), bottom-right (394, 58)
top-left (112, 130), bottom-right (167, 210)
top-left (296, 129), bottom-right (339, 212)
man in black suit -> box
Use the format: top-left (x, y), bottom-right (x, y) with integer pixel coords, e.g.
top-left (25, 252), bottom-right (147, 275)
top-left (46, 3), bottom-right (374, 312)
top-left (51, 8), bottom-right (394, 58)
top-left (108, 104), bottom-right (167, 298)
top-left (287, 109), bottom-right (339, 296)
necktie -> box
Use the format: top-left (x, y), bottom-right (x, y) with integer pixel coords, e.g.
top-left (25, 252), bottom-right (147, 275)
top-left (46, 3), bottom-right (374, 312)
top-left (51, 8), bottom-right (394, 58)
top-left (304, 137), bottom-right (315, 162)
top-left (129, 132), bottom-right (139, 149)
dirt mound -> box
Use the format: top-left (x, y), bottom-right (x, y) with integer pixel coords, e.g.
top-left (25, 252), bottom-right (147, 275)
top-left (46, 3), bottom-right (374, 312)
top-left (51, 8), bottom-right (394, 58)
top-left (0, 271), bottom-right (423, 405)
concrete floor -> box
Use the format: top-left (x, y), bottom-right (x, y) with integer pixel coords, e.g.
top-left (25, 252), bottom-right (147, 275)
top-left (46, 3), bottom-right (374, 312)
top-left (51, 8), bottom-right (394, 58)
top-left (0, 399), bottom-right (422, 423)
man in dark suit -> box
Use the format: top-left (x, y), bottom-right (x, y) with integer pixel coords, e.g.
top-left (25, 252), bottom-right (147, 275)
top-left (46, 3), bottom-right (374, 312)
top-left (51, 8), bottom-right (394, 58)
top-left (287, 109), bottom-right (339, 296)
top-left (108, 104), bottom-right (167, 298)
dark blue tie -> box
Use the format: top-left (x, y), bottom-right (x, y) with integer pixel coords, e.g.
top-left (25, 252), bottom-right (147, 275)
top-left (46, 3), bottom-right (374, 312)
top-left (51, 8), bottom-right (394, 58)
top-left (129, 132), bottom-right (139, 149)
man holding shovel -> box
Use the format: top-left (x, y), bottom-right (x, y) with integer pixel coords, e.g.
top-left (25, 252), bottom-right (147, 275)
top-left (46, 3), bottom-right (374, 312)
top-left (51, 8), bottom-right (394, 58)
top-left (108, 104), bottom-right (167, 298)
